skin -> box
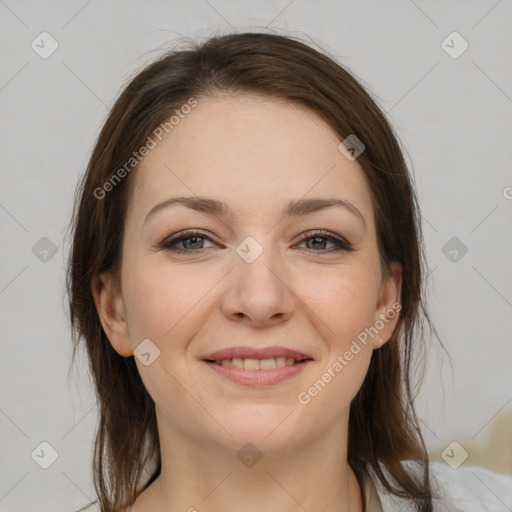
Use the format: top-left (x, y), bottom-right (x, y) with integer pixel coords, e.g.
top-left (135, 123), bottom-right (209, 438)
top-left (92, 93), bottom-right (402, 512)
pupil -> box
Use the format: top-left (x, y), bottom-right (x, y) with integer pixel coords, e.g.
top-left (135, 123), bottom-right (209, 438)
top-left (308, 237), bottom-right (325, 250)
top-left (185, 236), bottom-right (202, 249)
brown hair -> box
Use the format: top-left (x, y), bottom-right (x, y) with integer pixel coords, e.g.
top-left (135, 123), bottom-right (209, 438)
top-left (67, 30), bottom-right (437, 512)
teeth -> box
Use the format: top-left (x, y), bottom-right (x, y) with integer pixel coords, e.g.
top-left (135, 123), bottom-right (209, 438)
top-left (243, 358), bottom-right (260, 370)
top-left (260, 358), bottom-right (276, 370)
top-left (213, 356), bottom-right (303, 370)
top-left (232, 358), bottom-right (244, 368)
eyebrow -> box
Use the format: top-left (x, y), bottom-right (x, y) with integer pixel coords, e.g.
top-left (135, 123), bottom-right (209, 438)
top-left (144, 196), bottom-right (366, 229)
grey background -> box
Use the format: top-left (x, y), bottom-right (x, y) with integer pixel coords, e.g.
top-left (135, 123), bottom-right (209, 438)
top-left (1, 1), bottom-right (511, 510)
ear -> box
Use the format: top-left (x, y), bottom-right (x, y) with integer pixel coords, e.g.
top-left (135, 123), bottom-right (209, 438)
top-left (372, 261), bottom-right (402, 350)
top-left (91, 271), bottom-right (134, 357)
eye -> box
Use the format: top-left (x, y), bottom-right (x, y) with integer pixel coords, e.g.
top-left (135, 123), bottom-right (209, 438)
top-left (295, 230), bottom-right (354, 253)
top-left (159, 230), bottom-right (217, 254)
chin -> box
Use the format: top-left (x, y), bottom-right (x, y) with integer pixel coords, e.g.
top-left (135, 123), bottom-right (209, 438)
top-left (206, 406), bottom-right (314, 454)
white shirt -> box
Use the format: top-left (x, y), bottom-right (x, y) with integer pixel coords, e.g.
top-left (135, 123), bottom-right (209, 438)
top-left (78, 462), bottom-right (512, 511)
top-left (370, 462), bottom-right (512, 511)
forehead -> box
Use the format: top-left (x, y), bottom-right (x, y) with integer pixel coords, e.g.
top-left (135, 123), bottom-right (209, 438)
top-left (127, 94), bottom-right (374, 225)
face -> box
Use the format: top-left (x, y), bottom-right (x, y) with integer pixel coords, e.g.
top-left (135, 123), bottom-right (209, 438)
top-left (93, 94), bottom-right (401, 454)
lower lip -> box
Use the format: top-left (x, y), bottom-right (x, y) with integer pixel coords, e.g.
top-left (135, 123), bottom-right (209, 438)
top-left (202, 360), bottom-right (312, 387)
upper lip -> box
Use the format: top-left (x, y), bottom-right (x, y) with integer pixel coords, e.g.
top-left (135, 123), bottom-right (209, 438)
top-left (202, 346), bottom-right (314, 361)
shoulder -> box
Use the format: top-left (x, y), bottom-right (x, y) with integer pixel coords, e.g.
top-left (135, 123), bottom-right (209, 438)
top-left (370, 461), bottom-right (512, 512)
top-left (429, 462), bottom-right (512, 511)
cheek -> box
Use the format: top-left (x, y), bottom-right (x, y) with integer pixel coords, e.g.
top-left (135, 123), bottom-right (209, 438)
top-left (121, 263), bottom-right (215, 432)
top-left (122, 259), bottom-right (214, 346)
top-left (293, 265), bottom-right (378, 403)
top-left (296, 272), bottom-right (376, 416)
top-left (299, 263), bottom-right (380, 342)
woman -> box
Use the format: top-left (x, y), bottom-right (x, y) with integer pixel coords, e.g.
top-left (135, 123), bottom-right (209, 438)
top-left (67, 31), bottom-right (512, 512)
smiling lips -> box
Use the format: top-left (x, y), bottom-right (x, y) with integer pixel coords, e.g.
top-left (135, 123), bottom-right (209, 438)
top-left (201, 346), bottom-right (314, 387)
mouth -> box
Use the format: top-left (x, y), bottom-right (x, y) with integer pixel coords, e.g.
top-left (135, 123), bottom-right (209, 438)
top-left (204, 356), bottom-right (312, 370)
top-left (200, 346), bottom-right (314, 387)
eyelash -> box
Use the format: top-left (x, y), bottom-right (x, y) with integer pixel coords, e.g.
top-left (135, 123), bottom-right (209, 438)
top-left (159, 229), bottom-right (354, 255)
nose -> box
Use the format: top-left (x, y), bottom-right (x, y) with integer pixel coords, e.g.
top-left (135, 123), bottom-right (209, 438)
top-left (220, 244), bottom-right (295, 328)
